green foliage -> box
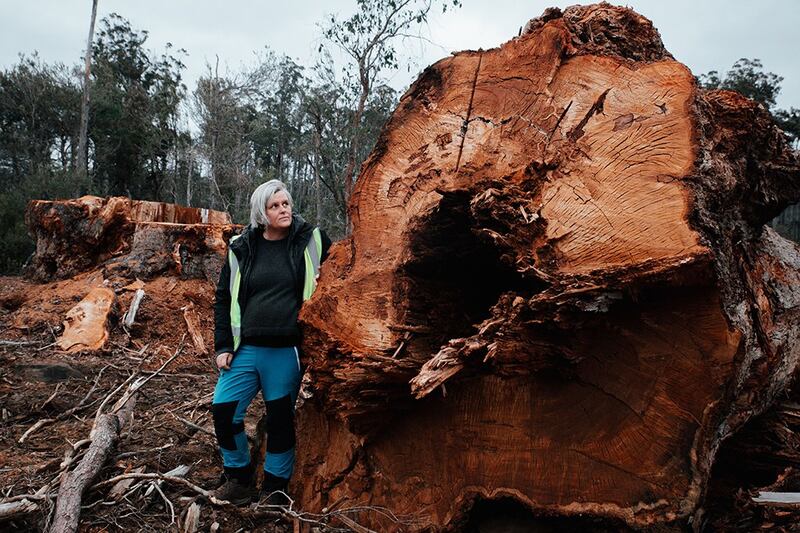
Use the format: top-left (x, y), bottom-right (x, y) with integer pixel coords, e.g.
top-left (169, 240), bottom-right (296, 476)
top-left (774, 107), bottom-right (800, 147)
top-left (0, 54), bottom-right (81, 186)
top-left (0, 56), bottom-right (85, 273)
top-left (0, 4), bottom-right (462, 272)
top-left (90, 13), bottom-right (187, 200)
top-left (322, 0), bottom-right (460, 90)
top-left (0, 169), bottom-right (91, 274)
top-left (189, 49), bottom-right (400, 238)
top-left (699, 58), bottom-right (783, 110)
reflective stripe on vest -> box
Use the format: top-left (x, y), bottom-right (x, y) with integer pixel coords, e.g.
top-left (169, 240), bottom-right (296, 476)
top-left (228, 228), bottom-right (323, 352)
top-left (303, 227), bottom-right (323, 301)
top-left (228, 235), bottom-right (243, 351)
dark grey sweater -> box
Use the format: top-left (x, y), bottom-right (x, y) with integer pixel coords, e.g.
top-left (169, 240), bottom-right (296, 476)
top-left (214, 216), bottom-right (332, 356)
top-left (240, 235), bottom-right (300, 347)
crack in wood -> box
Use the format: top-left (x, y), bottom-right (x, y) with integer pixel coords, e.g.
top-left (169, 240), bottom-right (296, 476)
top-left (545, 100), bottom-right (572, 151)
top-left (455, 52), bottom-right (484, 173)
top-left (567, 448), bottom-right (673, 493)
top-left (322, 446), bottom-right (364, 494)
top-left (567, 88), bottom-right (611, 142)
top-left (469, 115), bottom-right (513, 127)
top-left (574, 375), bottom-right (644, 424)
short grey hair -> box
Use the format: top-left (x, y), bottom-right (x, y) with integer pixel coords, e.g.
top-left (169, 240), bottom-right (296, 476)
top-left (249, 179), bottom-right (293, 228)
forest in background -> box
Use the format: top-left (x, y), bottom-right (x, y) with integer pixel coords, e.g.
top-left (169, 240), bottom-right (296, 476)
top-left (0, 0), bottom-right (798, 275)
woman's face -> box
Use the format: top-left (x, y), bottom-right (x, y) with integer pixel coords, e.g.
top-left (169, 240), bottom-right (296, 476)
top-left (266, 191), bottom-right (292, 229)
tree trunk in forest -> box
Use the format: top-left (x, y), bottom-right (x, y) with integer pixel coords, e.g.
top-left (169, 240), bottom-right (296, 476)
top-left (314, 127), bottom-right (323, 226)
top-left (75, 0), bottom-right (98, 178)
top-left (186, 147), bottom-right (194, 207)
top-left (294, 4), bottom-right (800, 531)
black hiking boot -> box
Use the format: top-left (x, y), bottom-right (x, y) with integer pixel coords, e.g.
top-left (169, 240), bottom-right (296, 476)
top-left (261, 472), bottom-right (291, 506)
top-left (211, 477), bottom-right (257, 506)
top-left (212, 465), bottom-right (256, 505)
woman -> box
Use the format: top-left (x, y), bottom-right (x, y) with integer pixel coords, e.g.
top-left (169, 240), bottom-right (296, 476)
top-left (211, 179), bottom-right (330, 505)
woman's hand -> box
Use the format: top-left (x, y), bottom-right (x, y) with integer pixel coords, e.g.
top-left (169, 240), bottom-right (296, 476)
top-left (216, 352), bottom-right (233, 370)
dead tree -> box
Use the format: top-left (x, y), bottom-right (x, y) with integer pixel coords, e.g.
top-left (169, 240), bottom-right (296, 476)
top-left (75, 0), bottom-right (99, 178)
top-left (293, 4), bottom-right (800, 530)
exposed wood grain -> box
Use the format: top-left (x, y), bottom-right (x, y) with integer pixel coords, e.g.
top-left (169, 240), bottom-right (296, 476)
top-left (294, 3), bottom-right (800, 531)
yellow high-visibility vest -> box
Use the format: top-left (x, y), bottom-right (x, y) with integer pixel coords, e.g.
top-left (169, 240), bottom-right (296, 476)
top-left (227, 227), bottom-right (322, 351)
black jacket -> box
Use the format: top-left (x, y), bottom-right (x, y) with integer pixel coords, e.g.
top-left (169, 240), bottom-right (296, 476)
top-left (214, 214), bottom-right (331, 356)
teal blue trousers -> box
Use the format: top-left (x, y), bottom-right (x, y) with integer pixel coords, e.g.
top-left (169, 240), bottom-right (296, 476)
top-left (211, 345), bottom-right (301, 480)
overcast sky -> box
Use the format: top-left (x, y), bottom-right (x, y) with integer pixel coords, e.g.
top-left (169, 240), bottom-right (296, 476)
top-left (1, 1), bottom-right (798, 110)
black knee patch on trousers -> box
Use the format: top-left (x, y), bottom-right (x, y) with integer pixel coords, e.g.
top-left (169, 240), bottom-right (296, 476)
top-left (212, 400), bottom-right (245, 451)
top-left (262, 471), bottom-right (289, 492)
top-left (265, 394), bottom-right (295, 453)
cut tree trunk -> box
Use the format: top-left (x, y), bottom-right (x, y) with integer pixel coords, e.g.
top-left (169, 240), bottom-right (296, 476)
top-left (25, 195), bottom-right (234, 282)
top-left (295, 4), bottom-right (800, 531)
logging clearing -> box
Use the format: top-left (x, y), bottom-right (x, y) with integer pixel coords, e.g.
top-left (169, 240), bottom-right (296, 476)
top-left (2, 4), bottom-right (800, 532)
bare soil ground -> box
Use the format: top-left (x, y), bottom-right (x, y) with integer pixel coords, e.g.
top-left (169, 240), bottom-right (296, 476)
top-left (3, 270), bottom-right (800, 532)
top-left (0, 275), bottom-right (295, 532)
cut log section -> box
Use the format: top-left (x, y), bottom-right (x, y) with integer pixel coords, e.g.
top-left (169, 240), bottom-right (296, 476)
top-left (57, 287), bottom-right (115, 352)
top-left (295, 3), bottom-right (800, 531)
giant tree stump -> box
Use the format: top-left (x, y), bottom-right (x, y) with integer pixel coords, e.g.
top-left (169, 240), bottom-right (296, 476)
top-left (295, 4), bottom-right (800, 530)
top-left (25, 196), bottom-right (233, 282)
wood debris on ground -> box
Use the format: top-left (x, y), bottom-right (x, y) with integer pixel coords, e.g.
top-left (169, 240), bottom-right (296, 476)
top-left (2, 3), bottom-right (800, 532)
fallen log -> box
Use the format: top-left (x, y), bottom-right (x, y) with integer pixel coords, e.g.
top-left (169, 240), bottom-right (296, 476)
top-left (47, 394), bottom-right (137, 533)
top-left (295, 3), bottom-right (800, 531)
top-left (46, 350), bottom-right (180, 533)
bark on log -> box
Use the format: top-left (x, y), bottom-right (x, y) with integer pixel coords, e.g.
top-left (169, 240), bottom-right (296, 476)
top-left (47, 396), bottom-right (136, 533)
top-left (25, 195), bottom-right (233, 282)
top-left (295, 4), bottom-right (800, 530)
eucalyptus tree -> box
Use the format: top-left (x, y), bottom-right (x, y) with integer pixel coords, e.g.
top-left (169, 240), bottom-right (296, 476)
top-left (90, 14), bottom-right (186, 200)
top-left (321, 0), bottom-right (462, 231)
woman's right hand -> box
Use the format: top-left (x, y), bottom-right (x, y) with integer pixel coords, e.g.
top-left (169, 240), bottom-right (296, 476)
top-left (216, 352), bottom-right (233, 370)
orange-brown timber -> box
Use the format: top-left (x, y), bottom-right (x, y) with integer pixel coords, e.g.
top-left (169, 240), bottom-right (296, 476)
top-left (25, 195), bottom-right (233, 282)
top-left (295, 4), bottom-right (800, 531)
